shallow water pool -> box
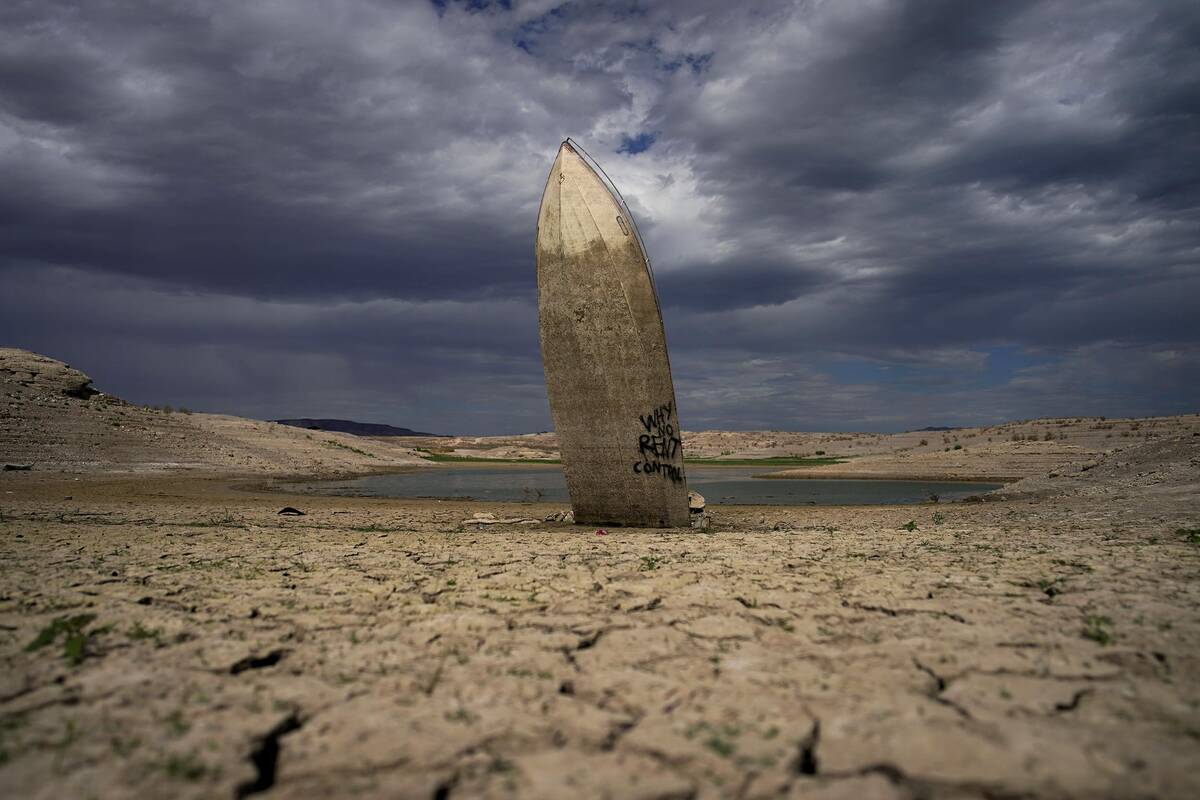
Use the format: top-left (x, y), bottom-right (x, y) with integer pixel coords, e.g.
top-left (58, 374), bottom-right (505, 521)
top-left (290, 466), bottom-right (1001, 506)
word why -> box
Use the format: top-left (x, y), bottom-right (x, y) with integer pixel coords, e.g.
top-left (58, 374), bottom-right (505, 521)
top-left (633, 400), bottom-right (684, 484)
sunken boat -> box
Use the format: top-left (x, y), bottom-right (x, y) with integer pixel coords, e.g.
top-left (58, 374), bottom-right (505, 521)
top-left (535, 139), bottom-right (689, 527)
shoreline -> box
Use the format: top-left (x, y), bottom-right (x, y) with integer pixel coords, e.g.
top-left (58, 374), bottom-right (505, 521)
top-left (752, 471), bottom-right (1017, 483)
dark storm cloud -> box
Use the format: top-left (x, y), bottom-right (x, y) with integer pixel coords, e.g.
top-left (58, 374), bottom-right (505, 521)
top-left (1, 0), bottom-right (1197, 432)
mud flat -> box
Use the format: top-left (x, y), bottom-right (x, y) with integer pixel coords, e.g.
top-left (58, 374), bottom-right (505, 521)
top-left (2, 430), bottom-right (1199, 799)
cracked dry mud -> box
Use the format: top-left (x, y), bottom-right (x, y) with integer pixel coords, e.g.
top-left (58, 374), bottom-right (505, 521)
top-left (2, 438), bottom-right (1199, 800)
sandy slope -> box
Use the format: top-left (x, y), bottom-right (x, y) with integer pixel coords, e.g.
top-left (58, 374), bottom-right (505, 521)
top-left (416, 416), bottom-right (1200, 483)
top-left (1, 348), bottom-right (426, 475)
top-left (2, 348), bottom-right (1199, 798)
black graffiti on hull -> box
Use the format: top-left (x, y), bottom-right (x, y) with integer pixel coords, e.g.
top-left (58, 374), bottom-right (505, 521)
top-left (634, 459), bottom-right (683, 483)
top-left (634, 400), bottom-right (683, 483)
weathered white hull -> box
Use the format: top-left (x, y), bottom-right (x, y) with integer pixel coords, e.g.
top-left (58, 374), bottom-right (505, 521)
top-left (536, 141), bottom-right (689, 527)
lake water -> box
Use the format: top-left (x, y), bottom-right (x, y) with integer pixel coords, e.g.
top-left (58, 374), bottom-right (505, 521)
top-left (290, 466), bottom-right (1001, 506)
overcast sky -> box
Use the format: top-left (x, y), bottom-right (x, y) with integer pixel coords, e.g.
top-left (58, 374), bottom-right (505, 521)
top-left (2, 0), bottom-right (1197, 434)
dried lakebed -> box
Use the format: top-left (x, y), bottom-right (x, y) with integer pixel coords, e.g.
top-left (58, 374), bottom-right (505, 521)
top-left (288, 465), bottom-right (1003, 506)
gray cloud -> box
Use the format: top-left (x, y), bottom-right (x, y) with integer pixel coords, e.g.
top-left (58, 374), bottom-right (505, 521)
top-left (1, 0), bottom-right (1196, 432)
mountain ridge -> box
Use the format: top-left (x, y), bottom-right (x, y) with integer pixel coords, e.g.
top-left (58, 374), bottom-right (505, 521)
top-left (274, 418), bottom-right (446, 437)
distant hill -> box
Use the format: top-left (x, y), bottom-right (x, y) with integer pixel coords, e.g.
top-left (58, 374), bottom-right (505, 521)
top-left (274, 418), bottom-right (446, 437)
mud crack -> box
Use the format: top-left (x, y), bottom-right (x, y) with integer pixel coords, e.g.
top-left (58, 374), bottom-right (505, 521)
top-left (229, 649), bottom-right (288, 675)
top-left (913, 658), bottom-right (972, 719)
top-left (235, 711), bottom-right (302, 798)
top-left (793, 719), bottom-right (820, 775)
top-left (1054, 688), bottom-right (1091, 713)
top-left (843, 600), bottom-right (968, 624)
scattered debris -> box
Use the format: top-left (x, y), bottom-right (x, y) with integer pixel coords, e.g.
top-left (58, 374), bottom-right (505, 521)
top-left (544, 509), bottom-right (575, 523)
top-left (688, 491), bottom-right (709, 529)
top-left (3, 463), bottom-right (32, 471)
top-left (462, 512), bottom-right (541, 526)
top-left (277, 507), bottom-right (306, 516)
top-left (596, 529), bottom-right (608, 536)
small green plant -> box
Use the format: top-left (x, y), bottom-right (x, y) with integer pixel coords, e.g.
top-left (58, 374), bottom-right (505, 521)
top-left (0, 715), bottom-right (26, 765)
top-left (1034, 577), bottom-right (1060, 593)
top-left (162, 751), bottom-right (208, 781)
top-left (1177, 527), bottom-right (1200, 544)
top-left (1082, 615), bottom-right (1113, 645)
top-left (932, 512), bottom-right (945, 525)
top-left (639, 555), bottom-right (665, 571)
top-left (705, 735), bottom-right (736, 757)
top-left (900, 520), bottom-right (918, 532)
top-left (684, 721), bottom-right (741, 758)
top-left (111, 736), bottom-right (141, 757)
top-left (127, 622), bottom-right (162, 644)
top-left (164, 708), bottom-right (190, 736)
top-left (26, 614), bottom-right (104, 665)
top-left (445, 708), bottom-right (476, 724)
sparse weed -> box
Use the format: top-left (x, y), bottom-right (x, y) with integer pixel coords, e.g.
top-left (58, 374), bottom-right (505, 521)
top-left (162, 751), bottom-right (208, 781)
top-left (639, 555), bottom-right (665, 571)
top-left (1177, 528), bottom-right (1200, 544)
top-left (685, 721), bottom-right (740, 758)
top-left (323, 440), bottom-right (376, 458)
top-left (900, 520), bottom-right (918, 532)
top-left (164, 708), bottom-right (190, 736)
top-left (1082, 615), bottom-right (1114, 645)
top-left (26, 614), bottom-right (106, 666)
top-left (127, 622), bottom-right (162, 645)
top-left (0, 715), bottom-right (26, 765)
top-left (705, 736), bottom-right (736, 757)
top-left (111, 736), bottom-right (141, 757)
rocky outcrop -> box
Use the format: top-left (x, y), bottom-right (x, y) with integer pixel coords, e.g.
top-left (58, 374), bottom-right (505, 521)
top-left (0, 347), bottom-right (98, 399)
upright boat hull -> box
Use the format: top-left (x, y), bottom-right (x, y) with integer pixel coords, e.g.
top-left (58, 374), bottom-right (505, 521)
top-left (536, 141), bottom-right (689, 527)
